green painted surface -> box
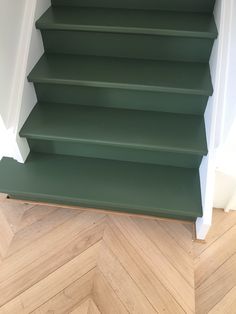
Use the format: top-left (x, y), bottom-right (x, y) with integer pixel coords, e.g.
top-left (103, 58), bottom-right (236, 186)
top-left (37, 7), bottom-right (217, 39)
top-left (37, 8), bottom-right (216, 62)
top-left (0, 1), bottom-right (217, 221)
top-left (41, 30), bottom-right (215, 63)
top-left (34, 83), bottom-right (208, 115)
top-left (0, 153), bottom-right (202, 219)
top-left (28, 54), bottom-right (213, 95)
top-left (20, 103), bottom-right (207, 156)
top-left (27, 139), bottom-right (203, 168)
top-left (52, 0), bottom-right (215, 13)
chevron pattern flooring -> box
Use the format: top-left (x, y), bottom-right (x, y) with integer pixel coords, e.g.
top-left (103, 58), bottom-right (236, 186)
top-left (0, 195), bottom-right (235, 313)
top-left (195, 207), bottom-right (236, 314)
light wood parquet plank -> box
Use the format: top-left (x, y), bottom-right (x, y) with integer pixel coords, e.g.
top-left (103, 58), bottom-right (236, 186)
top-left (110, 215), bottom-right (195, 313)
top-left (93, 269), bottom-right (128, 314)
top-left (134, 217), bottom-right (194, 288)
top-left (104, 218), bottom-right (185, 313)
top-left (88, 299), bottom-right (101, 314)
top-left (32, 269), bottom-right (95, 314)
top-left (0, 242), bottom-right (100, 314)
top-left (195, 223), bottom-right (236, 288)
top-left (0, 214), bottom-right (106, 307)
top-left (195, 209), bottom-right (236, 314)
top-left (69, 298), bottom-right (91, 314)
top-left (1, 200), bottom-right (236, 314)
top-left (157, 219), bottom-right (193, 255)
top-left (0, 206), bottom-right (78, 281)
top-left (6, 207), bottom-right (80, 257)
top-left (194, 209), bottom-right (236, 257)
top-left (17, 205), bottom-right (58, 231)
top-left (0, 200), bottom-right (34, 233)
top-left (0, 209), bottom-right (14, 259)
top-left (208, 285), bottom-right (236, 314)
top-left (0, 199), bottom-right (34, 258)
top-left (70, 298), bottom-right (101, 314)
top-left (196, 252), bottom-right (236, 314)
top-left (97, 242), bottom-right (157, 314)
top-left (0, 210), bottom-right (104, 279)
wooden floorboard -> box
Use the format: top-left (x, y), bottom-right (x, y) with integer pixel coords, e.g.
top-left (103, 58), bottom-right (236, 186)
top-left (0, 199), bottom-right (235, 313)
top-left (195, 209), bottom-right (236, 314)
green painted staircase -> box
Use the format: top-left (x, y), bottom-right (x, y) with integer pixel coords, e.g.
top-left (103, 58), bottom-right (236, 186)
top-left (0, 0), bottom-right (217, 221)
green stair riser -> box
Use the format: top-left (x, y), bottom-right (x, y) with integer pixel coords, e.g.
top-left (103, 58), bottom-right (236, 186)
top-left (41, 30), bottom-right (215, 63)
top-left (28, 54), bottom-right (213, 96)
top-left (51, 0), bottom-right (215, 13)
top-left (37, 7), bottom-right (217, 39)
top-left (34, 84), bottom-right (208, 115)
top-left (0, 153), bottom-right (202, 219)
top-left (20, 102), bottom-right (207, 167)
top-left (27, 139), bottom-right (203, 168)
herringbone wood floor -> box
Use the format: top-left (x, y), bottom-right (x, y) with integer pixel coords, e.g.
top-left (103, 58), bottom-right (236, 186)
top-left (0, 195), bottom-right (235, 314)
top-left (195, 208), bottom-right (236, 314)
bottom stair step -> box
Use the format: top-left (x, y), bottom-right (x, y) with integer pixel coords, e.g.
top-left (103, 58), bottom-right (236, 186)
top-left (0, 153), bottom-right (202, 220)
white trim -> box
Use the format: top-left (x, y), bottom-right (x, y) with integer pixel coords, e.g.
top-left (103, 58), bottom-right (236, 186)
top-left (216, 125), bottom-right (236, 177)
top-left (214, 169), bottom-right (236, 211)
top-left (213, 0), bottom-right (235, 148)
top-left (225, 190), bottom-right (236, 212)
top-left (197, 153), bottom-right (216, 239)
top-left (197, 0), bottom-right (235, 239)
top-left (5, 0), bottom-right (37, 162)
top-left (7, 0), bottom-right (37, 131)
top-left (1, 0), bottom-right (50, 163)
top-left (0, 117), bottom-right (7, 161)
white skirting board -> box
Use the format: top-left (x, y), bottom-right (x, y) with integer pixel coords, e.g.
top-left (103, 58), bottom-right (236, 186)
top-left (214, 170), bottom-right (236, 212)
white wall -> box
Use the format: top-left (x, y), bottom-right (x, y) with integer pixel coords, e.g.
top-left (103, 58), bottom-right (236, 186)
top-left (220, 0), bottom-right (236, 144)
top-left (214, 124), bottom-right (236, 212)
top-left (14, 0), bottom-right (51, 133)
top-left (214, 171), bottom-right (236, 210)
top-left (195, 0), bottom-right (236, 238)
top-left (0, 0), bottom-right (28, 161)
top-left (0, 0), bottom-right (26, 127)
top-left (213, 0), bottom-right (236, 211)
top-left (196, 0), bottom-right (223, 239)
top-left (0, 0), bottom-right (50, 162)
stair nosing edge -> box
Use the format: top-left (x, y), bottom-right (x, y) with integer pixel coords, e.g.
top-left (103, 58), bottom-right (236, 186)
top-left (28, 76), bottom-right (213, 96)
top-left (20, 132), bottom-right (208, 156)
top-left (36, 22), bottom-right (217, 39)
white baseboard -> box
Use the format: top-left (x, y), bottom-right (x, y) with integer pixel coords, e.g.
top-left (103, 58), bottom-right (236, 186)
top-left (197, 154), bottom-right (216, 239)
top-left (214, 170), bottom-right (236, 211)
top-left (225, 193), bottom-right (236, 212)
top-left (195, 219), bottom-right (212, 241)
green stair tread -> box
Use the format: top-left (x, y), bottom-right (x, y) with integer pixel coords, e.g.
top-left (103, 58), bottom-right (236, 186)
top-left (36, 7), bottom-right (217, 39)
top-left (28, 54), bottom-right (213, 95)
top-left (0, 153), bottom-right (202, 218)
top-left (20, 103), bottom-right (207, 155)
